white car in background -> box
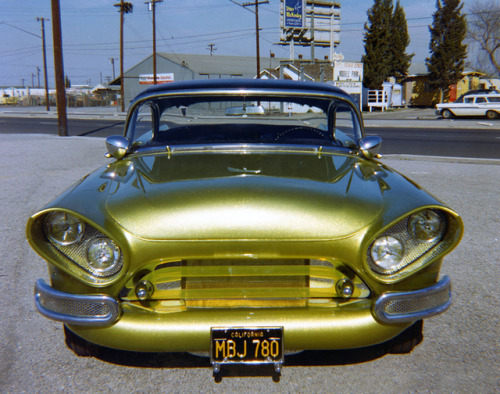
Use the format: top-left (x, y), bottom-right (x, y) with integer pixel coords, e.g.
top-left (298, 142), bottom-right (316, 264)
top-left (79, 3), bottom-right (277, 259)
top-left (436, 93), bottom-right (500, 119)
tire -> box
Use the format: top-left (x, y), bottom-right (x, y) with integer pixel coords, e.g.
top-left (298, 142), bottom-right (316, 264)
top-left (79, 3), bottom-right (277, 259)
top-left (64, 325), bottom-right (101, 357)
top-left (385, 320), bottom-right (423, 354)
top-left (486, 111), bottom-right (498, 120)
top-left (441, 109), bottom-right (453, 119)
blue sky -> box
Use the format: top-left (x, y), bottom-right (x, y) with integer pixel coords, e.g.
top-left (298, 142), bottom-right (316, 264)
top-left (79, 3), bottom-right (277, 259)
top-left (0, 0), bottom-right (470, 87)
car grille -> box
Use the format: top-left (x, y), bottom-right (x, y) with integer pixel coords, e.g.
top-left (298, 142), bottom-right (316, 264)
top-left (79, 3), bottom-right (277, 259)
top-left (123, 259), bottom-right (369, 308)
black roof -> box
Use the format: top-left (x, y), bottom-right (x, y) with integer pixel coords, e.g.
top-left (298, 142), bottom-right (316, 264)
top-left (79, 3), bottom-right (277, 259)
top-left (134, 78), bottom-right (347, 101)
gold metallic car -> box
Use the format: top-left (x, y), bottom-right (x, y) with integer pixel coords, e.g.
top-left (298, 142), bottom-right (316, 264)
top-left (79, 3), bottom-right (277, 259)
top-left (28, 79), bottom-right (463, 373)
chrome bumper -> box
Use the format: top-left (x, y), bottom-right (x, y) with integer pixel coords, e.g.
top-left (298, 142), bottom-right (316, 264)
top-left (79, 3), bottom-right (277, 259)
top-left (34, 276), bottom-right (451, 329)
top-left (34, 279), bottom-right (120, 326)
top-left (374, 276), bottom-right (452, 323)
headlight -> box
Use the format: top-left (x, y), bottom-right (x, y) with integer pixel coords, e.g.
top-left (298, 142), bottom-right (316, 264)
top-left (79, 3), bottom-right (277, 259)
top-left (370, 236), bottom-right (405, 272)
top-left (367, 209), bottom-right (447, 276)
top-left (42, 210), bottom-right (124, 282)
top-left (408, 210), bottom-right (444, 242)
top-left (86, 237), bottom-right (122, 277)
top-left (45, 212), bottom-right (85, 246)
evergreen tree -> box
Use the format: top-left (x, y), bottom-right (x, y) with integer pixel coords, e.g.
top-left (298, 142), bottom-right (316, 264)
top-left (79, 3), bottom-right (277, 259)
top-left (426, 0), bottom-right (467, 102)
top-left (390, 1), bottom-right (414, 81)
top-left (362, 0), bottom-right (394, 89)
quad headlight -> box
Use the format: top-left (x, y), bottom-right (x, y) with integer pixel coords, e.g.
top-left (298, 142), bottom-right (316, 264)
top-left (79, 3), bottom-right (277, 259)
top-left (370, 236), bottom-right (405, 271)
top-left (45, 211), bottom-right (85, 246)
top-left (408, 209), bottom-right (444, 243)
top-left (368, 209), bottom-right (447, 276)
top-left (86, 237), bottom-right (122, 277)
top-left (43, 211), bottom-right (123, 280)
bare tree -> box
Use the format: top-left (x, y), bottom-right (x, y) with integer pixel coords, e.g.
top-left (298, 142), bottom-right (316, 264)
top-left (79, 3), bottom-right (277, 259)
top-left (466, 1), bottom-right (500, 76)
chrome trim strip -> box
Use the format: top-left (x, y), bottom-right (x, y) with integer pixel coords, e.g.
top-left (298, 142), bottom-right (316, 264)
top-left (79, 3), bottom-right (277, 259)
top-left (34, 279), bottom-right (120, 326)
top-left (129, 143), bottom-right (354, 158)
top-left (374, 276), bottom-right (451, 323)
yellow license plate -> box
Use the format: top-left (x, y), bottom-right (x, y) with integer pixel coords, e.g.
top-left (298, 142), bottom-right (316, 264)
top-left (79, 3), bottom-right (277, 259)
top-left (211, 327), bottom-right (283, 365)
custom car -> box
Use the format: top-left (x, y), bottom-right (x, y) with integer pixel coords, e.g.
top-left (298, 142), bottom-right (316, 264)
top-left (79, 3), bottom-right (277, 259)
top-left (28, 79), bottom-right (463, 373)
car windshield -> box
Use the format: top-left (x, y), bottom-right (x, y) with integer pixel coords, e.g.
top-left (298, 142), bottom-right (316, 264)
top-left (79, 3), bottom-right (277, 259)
top-left (126, 94), bottom-right (360, 150)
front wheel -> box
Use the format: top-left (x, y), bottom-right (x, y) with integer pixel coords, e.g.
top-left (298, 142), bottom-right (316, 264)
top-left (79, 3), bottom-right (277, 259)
top-left (385, 320), bottom-right (423, 354)
top-left (442, 109), bottom-right (453, 119)
top-left (64, 325), bottom-right (101, 357)
top-left (486, 111), bottom-right (498, 120)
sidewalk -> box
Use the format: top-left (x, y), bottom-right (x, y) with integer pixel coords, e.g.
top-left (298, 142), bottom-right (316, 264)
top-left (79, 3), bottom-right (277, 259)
top-left (0, 106), bottom-right (127, 120)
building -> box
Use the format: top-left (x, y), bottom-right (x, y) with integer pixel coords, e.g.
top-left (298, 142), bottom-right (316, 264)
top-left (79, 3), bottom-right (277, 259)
top-left (401, 70), bottom-right (496, 107)
top-left (111, 53), bottom-right (283, 105)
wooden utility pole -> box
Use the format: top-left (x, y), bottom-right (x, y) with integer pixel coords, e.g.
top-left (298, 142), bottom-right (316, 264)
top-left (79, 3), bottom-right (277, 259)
top-left (50, 0), bottom-right (68, 136)
top-left (114, 0), bottom-right (133, 112)
top-left (146, 0), bottom-right (163, 85)
top-left (207, 43), bottom-right (217, 56)
top-left (37, 17), bottom-right (50, 111)
top-left (241, 0), bottom-right (269, 79)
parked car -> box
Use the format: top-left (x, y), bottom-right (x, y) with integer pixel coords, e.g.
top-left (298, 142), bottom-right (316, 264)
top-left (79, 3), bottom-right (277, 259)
top-left (436, 93), bottom-right (500, 119)
top-left (28, 79), bottom-right (463, 374)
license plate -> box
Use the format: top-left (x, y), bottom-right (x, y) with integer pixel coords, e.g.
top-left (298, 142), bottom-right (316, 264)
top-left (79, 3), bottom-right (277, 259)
top-left (211, 327), bottom-right (283, 365)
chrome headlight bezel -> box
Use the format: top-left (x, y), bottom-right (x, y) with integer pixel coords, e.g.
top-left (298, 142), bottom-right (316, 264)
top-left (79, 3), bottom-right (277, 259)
top-left (367, 209), bottom-right (447, 277)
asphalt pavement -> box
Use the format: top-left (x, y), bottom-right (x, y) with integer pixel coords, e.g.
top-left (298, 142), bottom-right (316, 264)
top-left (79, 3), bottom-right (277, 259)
top-left (0, 132), bottom-right (498, 392)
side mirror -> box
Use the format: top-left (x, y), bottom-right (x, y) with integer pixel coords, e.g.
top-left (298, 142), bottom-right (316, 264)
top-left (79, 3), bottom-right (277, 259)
top-left (358, 136), bottom-right (382, 159)
top-left (105, 135), bottom-right (130, 160)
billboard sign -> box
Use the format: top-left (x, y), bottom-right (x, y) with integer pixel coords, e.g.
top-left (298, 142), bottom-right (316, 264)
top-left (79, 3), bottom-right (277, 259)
top-left (280, 0), bottom-right (340, 48)
top-left (139, 73), bottom-right (174, 85)
top-left (284, 0), bottom-right (304, 28)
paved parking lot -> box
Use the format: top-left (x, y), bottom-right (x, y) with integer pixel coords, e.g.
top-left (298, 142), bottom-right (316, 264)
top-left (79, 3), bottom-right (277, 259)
top-left (0, 134), bottom-right (498, 392)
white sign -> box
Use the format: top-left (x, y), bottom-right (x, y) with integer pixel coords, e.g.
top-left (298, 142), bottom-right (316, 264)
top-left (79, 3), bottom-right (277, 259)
top-left (334, 62), bottom-right (363, 82)
top-left (333, 81), bottom-right (362, 94)
top-left (139, 73), bottom-right (174, 85)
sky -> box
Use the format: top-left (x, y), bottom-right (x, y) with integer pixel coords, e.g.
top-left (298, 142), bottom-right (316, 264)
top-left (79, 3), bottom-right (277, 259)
top-left (0, 0), bottom-right (476, 87)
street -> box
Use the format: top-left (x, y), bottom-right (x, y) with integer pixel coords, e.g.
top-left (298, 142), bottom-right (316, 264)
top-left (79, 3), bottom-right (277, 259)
top-left (0, 114), bottom-right (499, 158)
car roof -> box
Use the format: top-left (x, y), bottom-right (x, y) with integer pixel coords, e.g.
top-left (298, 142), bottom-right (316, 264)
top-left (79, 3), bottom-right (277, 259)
top-left (464, 93), bottom-right (500, 98)
top-left (133, 79), bottom-right (348, 102)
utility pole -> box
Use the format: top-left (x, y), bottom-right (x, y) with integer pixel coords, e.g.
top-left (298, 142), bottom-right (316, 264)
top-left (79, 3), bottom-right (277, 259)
top-left (37, 67), bottom-right (41, 88)
top-left (37, 17), bottom-right (50, 111)
top-left (145, 0), bottom-right (163, 85)
top-left (114, 0), bottom-right (133, 112)
top-left (207, 43), bottom-right (217, 56)
top-left (51, 0), bottom-right (68, 136)
top-left (240, 0), bottom-right (269, 79)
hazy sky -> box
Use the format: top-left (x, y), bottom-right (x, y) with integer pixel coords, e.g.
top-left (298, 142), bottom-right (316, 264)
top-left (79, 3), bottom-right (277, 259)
top-left (0, 0), bottom-right (472, 87)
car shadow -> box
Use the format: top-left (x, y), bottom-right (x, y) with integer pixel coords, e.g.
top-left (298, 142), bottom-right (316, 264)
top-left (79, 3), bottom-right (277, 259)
top-left (93, 338), bottom-right (411, 369)
top-left (87, 322), bottom-right (423, 380)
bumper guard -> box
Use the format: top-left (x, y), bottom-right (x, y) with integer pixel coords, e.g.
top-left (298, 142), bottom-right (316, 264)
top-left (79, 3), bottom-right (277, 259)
top-left (34, 279), bottom-right (120, 326)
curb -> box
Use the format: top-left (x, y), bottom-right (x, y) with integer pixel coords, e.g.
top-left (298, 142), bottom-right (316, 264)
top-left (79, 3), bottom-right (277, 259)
top-left (383, 154), bottom-right (500, 166)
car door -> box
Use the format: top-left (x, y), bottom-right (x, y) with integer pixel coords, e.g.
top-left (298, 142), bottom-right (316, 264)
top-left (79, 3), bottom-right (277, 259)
top-left (474, 97), bottom-right (488, 116)
top-left (453, 96), bottom-right (474, 116)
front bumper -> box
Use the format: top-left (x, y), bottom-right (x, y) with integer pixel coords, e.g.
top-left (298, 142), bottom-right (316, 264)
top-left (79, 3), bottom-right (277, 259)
top-left (34, 277), bottom-right (451, 351)
top-left (34, 279), bottom-right (120, 326)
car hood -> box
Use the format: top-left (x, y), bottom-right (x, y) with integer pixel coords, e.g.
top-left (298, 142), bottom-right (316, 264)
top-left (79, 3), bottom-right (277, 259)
top-left (92, 150), bottom-right (413, 241)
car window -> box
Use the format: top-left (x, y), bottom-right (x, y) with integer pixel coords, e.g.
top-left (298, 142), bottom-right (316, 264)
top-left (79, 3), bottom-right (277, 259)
top-left (127, 95), bottom-right (361, 150)
top-left (464, 97), bottom-right (474, 103)
top-left (127, 102), bottom-right (154, 144)
top-left (476, 97), bottom-right (487, 103)
top-left (488, 97), bottom-right (500, 102)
